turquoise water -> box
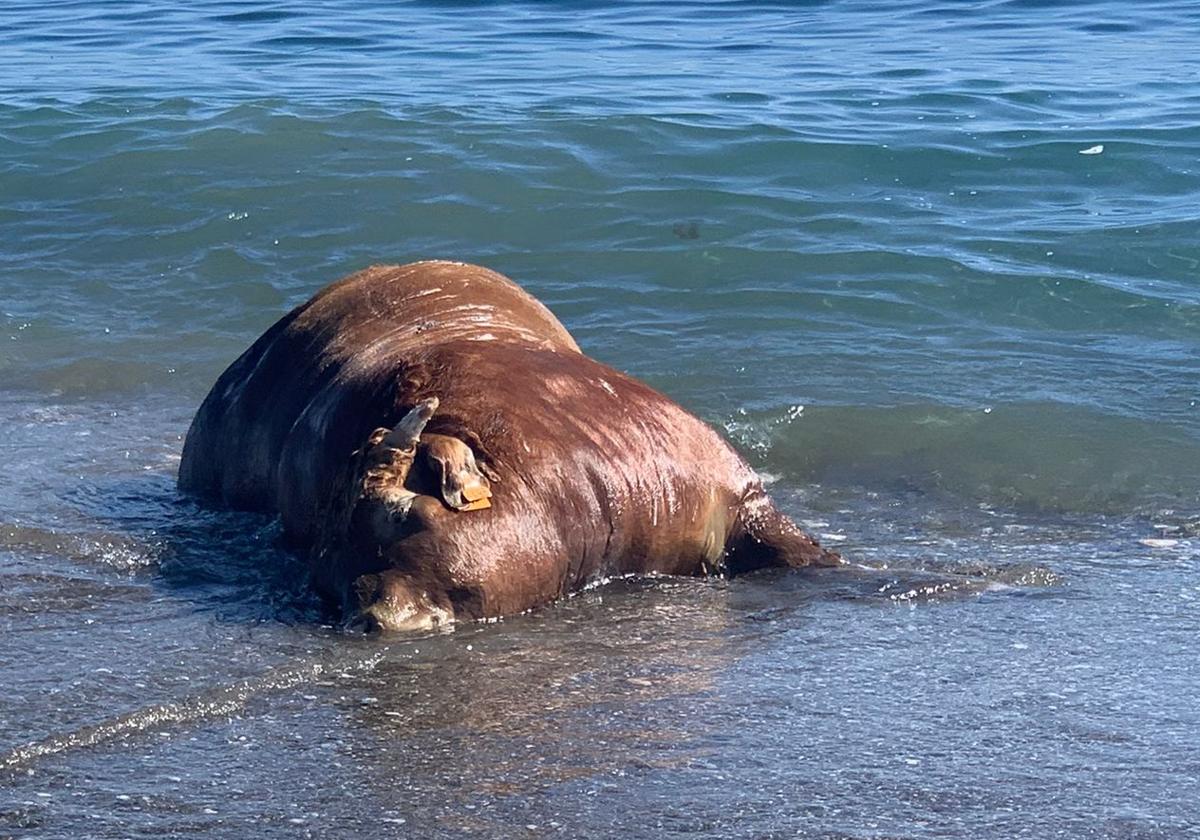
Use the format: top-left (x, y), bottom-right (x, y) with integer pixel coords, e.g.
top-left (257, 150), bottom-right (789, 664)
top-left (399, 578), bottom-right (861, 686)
top-left (2, 2), bottom-right (1198, 837)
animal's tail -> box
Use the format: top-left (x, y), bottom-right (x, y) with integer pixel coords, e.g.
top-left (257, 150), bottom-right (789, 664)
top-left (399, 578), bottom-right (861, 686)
top-left (726, 488), bottom-right (843, 575)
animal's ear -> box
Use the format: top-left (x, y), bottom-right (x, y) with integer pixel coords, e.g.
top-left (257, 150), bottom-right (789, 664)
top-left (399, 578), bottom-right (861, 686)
top-left (422, 437), bottom-right (493, 512)
top-left (382, 397), bottom-right (439, 450)
top-left (454, 427), bottom-right (501, 482)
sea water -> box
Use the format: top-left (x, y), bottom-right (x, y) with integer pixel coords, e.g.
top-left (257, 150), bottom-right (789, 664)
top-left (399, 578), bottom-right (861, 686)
top-left (1, 2), bottom-right (1198, 837)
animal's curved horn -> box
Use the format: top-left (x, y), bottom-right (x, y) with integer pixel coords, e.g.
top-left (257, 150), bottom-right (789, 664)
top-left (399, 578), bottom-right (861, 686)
top-left (383, 397), bottom-right (439, 450)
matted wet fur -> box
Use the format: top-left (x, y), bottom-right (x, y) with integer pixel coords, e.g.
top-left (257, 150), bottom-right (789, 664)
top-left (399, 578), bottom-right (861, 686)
top-left (179, 261), bottom-right (840, 631)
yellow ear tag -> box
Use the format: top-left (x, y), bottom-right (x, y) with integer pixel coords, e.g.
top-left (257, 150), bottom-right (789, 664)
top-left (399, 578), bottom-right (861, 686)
top-left (457, 496), bottom-right (492, 512)
top-left (461, 483), bottom-right (492, 503)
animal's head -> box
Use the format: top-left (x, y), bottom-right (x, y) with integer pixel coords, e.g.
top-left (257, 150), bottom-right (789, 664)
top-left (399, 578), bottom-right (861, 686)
top-left (342, 396), bottom-right (494, 631)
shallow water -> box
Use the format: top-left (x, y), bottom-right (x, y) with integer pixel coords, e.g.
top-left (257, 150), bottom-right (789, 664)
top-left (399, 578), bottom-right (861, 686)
top-left (2, 1), bottom-right (1198, 837)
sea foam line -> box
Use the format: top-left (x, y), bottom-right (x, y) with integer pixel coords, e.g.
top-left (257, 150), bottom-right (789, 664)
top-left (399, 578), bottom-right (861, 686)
top-left (0, 651), bottom-right (386, 777)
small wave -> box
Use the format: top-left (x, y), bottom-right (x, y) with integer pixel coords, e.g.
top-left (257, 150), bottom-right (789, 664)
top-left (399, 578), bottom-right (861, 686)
top-left (0, 653), bottom-right (385, 776)
top-left (726, 401), bottom-right (1200, 516)
top-left (211, 9), bottom-right (300, 24)
top-left (828, 560), bottom-right (1063, 606)
top-left (0, 523), bottom-right (160, 572)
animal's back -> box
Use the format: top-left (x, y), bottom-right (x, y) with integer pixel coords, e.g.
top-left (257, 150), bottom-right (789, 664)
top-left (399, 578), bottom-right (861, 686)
top-left (178, 261), bottom-right (579, 510)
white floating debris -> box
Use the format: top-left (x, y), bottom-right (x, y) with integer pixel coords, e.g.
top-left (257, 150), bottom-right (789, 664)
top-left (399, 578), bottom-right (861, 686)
top-left (1140, 538), bottom-right (1180, 549)
top-left (1079, 144), bottom-right (1104, 155)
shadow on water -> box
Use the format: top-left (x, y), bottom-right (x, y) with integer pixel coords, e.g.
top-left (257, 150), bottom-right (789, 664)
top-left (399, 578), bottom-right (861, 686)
top-left (55, 472), bottom-right (324, 627)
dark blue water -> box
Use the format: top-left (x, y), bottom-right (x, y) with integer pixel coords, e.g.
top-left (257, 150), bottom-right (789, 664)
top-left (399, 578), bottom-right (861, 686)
top-left (1, 2), bottom-right (1198, 837)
